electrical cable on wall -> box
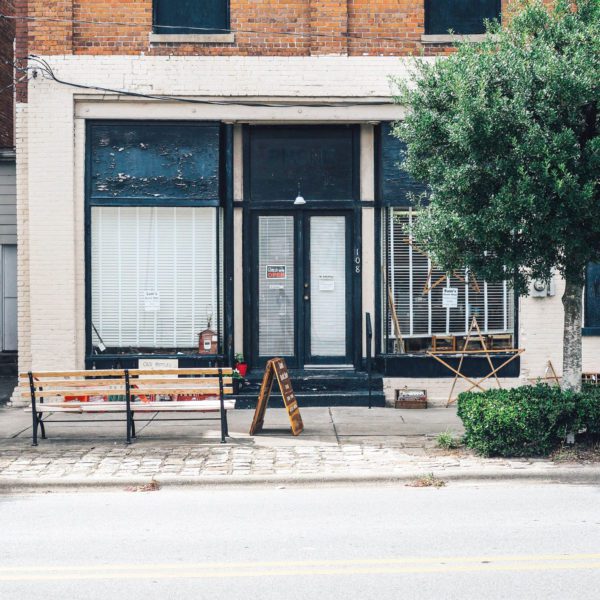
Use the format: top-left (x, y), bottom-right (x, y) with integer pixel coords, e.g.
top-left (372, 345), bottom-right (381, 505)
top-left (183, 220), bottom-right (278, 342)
top-left (14, 55), bottom-right (399, 109)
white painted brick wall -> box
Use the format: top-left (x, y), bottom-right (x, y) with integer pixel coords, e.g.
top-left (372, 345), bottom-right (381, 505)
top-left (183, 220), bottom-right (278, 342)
top-left (32, 55), bottom-right (415, 99)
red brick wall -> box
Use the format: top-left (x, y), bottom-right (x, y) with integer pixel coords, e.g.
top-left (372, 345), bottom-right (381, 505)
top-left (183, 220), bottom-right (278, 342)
top-left (24, 0), bottom-right (514, 58)
top-left (0, 0), bottom-right (14, 147)
top-left (15, 0), bottom-right (27, 104)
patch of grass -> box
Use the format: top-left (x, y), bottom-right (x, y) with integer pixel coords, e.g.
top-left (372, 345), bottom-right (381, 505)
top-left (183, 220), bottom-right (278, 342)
top-left (436, 430), bottom-right (460, 450)
top-left (406, 473), bottom-right (446, 488)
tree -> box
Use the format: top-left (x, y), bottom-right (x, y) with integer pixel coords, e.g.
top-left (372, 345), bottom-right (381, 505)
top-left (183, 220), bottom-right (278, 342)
top-left (393, 0), bottom-right (599, 391)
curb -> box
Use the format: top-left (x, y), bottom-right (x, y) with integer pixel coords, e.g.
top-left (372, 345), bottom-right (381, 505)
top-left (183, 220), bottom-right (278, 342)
top-left (1, 467), bottom-right (599, 492)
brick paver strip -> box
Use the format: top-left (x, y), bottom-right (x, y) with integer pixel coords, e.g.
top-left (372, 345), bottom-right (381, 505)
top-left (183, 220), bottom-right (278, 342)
top-left (0, 440), bottom-right (597, 486)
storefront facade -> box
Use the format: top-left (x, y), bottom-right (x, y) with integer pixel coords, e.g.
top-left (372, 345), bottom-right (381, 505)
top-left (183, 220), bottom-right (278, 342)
top-left (15, 0), bottom-right (600, 404)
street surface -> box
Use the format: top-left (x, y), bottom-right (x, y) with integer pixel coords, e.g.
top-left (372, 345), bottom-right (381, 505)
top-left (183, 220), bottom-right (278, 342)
top-left (1, 483), bottom-right (599, 599)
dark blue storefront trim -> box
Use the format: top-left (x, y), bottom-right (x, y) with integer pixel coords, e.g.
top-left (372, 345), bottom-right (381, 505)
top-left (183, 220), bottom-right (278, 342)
top-left (375, 353), bottom-right (521, 378)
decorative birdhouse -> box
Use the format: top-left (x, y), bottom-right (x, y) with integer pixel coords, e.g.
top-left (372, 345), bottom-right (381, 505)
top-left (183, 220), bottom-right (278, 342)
top-left (198, 329), bottom-right (218, 355)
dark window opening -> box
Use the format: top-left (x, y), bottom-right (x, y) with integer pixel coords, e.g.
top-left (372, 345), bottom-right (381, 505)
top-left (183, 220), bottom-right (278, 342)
top-left (425, 0), bottom-right (501, 35)
top-left (247, 125), bottom-right (358, 202)
top-left (585, 263), bottom-right (600, 329)
top-left (153, 0), bottom-right (229, 35)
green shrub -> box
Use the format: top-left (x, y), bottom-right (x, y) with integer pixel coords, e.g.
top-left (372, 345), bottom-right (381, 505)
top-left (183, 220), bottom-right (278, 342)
top-left (457, 384), bottom-right (586, 457)
top-left (580, 386), bottom-right (600, 436)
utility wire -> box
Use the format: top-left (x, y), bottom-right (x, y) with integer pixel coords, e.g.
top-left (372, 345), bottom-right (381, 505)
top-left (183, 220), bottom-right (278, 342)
top-left (0, 12), bottom-right (421, 44)
top-left (25, 55), bottom-right (397, 108)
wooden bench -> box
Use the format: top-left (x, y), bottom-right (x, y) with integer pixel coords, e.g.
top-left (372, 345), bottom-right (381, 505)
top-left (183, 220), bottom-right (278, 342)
top-left (19, 368), bottom-right (235, 446)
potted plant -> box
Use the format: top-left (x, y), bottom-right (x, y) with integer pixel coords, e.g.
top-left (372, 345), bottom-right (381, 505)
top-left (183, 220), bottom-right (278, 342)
top-left (232, 368), bottom-right (243, 394)
top-left (234, 353), bottom-right (248, 377)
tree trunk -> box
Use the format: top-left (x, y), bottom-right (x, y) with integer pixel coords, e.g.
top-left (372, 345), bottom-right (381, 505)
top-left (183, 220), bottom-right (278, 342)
top-left (562, 273), bottom-right (583, 392)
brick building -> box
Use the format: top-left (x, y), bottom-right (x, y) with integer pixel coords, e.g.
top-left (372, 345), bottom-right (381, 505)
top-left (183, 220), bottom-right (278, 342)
top-left (13, 0), bottom-right (600, 405)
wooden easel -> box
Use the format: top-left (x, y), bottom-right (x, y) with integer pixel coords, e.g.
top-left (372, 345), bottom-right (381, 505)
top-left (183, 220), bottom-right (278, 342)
top-left (249, 358), bottom-right (304, 436)
top-left (427, 316), bottom-right (524, 406)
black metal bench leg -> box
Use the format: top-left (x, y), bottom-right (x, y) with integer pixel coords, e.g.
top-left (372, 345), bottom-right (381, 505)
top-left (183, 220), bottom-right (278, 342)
top-left (131, 413), bottom-right (136, 439)
top-left (125, 369), bottom-right (132, 444)
top-left (39, 415), bottom-right (46, 439)
top-left (31, 411), bottom-right (38, 446)
top-left (224, 411), bottom-right (229, 438)
top-left (29, 372), bottom-right (38, 446)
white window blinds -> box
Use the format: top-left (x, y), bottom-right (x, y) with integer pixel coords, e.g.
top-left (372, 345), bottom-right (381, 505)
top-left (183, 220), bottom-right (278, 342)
top-left (91, 206), bottom-right (218, 349)
top-left (385, 208), bottom-right (514, 340)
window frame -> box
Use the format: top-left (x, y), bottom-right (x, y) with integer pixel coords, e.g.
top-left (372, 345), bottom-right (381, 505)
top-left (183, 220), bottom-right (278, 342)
top-left (381, 207), bottom-right (515, 354)
top-left (84, 120), bottom-right (231, 365)
top-left (152, 0), bottom-right (231, 37)
top-left (424, 0), bottom-right (502, 37)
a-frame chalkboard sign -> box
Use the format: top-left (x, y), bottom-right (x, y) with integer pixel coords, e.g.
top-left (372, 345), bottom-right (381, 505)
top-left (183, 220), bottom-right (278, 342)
top-left (249, 358), bottom-right (304, 436)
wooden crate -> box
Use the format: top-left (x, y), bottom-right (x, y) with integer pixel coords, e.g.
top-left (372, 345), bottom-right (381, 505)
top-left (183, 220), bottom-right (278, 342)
top-left (395, 388), bottom-right (427, 409)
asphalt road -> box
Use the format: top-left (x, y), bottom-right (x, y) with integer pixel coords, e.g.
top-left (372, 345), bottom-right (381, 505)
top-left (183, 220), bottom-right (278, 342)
top-left (1, 483), bottom-right (599, 599)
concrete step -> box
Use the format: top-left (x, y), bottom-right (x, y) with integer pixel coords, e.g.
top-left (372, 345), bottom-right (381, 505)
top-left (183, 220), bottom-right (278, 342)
top-left (0, 353), bottom-right (17, 377)
top-left (241, 370), bottom-right (383, 393)
top-left (234, 390), bottom-right (386, 409)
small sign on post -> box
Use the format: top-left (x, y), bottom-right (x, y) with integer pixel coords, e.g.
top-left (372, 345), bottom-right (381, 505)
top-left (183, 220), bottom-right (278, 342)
top-left (250, 358), bottom-right (304, 436)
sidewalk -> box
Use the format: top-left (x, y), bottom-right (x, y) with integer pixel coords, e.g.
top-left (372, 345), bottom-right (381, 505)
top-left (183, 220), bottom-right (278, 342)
top-left (0, 405), bottom-right (598, 490)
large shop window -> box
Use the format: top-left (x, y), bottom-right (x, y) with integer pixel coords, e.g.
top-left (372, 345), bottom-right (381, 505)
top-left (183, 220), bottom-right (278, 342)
top-left (87, 121), bottom-right (223, 356)
top-left (91, 207), bottom-right (218, 350)
top-left (153, 0), bottom-right (229, 35)
top-left (383, 209), bottom-right (514, 353)
top-left (425, 0), bottom-right (501, 35)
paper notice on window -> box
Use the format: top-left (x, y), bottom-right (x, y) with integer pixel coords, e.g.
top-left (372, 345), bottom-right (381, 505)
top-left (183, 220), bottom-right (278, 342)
top-left (143, 290), bottom-right (160, 312)
top-left (442, 287), bottom-right (458, 309)
top-left (318, 274), bottom-right (335, 291)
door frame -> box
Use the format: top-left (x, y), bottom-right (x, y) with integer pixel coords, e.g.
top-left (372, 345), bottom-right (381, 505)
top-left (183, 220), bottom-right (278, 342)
top-left (245, 207), bottom-right (362, 371)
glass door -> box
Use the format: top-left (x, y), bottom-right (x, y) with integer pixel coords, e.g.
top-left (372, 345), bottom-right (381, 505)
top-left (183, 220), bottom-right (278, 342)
top-left (252, 212), bottom-right (353, 368)
top-left (305, 215), bottom-right (350, 364)
top-left (256, 215), bottom-right (296, 362)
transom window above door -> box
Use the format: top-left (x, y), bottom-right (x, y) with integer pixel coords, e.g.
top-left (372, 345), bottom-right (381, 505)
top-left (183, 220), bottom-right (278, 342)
top-left (246, 126), bottom-right (359, 203)
top-left (153, 0), bottom-right (229, 35)
top-left (425, 0), bottom-right (501, 35)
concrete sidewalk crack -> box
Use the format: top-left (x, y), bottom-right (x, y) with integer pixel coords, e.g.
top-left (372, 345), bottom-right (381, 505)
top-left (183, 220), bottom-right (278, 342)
top-left (329, 407), bottom-right (340, 445)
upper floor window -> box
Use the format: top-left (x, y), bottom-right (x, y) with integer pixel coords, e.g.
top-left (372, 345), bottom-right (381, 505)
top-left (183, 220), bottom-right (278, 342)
top-left (153, 0), bottom-right (229, 35)
top-left (425, 0), bottom-right (501, 35)
top-left (585, 263), bottom-right (600, 330)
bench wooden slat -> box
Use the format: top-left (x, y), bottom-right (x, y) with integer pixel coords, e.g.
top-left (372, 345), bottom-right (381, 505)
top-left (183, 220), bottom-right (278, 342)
top-left (128, 368), bottom-right (233, 376)
top-left (20, 370), bottom-right (126, 379)
top-left (27, 400), bottom-right (236, 413)
top-left (23, 389), bottom-right (126, 398)
top-left (24, 387), bottom-right (233, 397)
top-left (20, 368), bottom-right (233, 379)
top-left (129, 402), bottom-right (236, 412)
top-left (130, 387), bottom-right (233, 395)
top-left (22, 377), bottom-right (232, 389)
top-left (25, 405), bottom-right (83, 413)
